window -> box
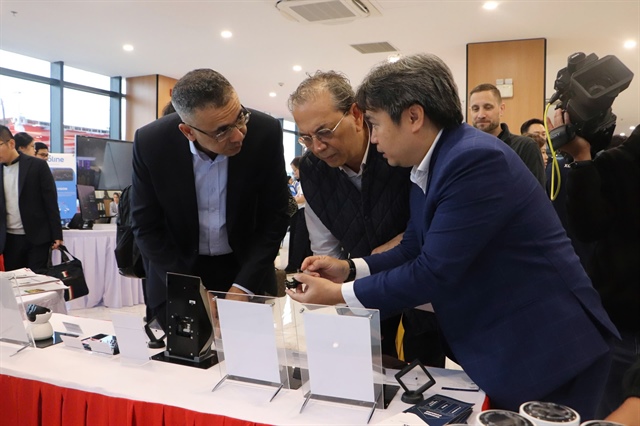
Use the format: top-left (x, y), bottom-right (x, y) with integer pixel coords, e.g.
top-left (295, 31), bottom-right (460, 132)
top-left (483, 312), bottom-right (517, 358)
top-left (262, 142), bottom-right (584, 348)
top-left (0, 75), bottom-right (51, 146)
top-left (63, 88), bottom-right (111, 154)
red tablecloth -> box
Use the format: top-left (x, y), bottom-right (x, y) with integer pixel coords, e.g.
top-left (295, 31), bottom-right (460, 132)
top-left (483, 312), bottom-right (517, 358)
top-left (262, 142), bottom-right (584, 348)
top-left (0, 374), bottom-right (270, 426)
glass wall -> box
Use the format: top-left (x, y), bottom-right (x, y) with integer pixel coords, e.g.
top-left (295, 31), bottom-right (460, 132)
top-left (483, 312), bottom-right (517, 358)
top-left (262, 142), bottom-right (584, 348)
top-left (0, 49), bottom-right (121, 154)
top-left (0, 75), bottom-right (51, 146)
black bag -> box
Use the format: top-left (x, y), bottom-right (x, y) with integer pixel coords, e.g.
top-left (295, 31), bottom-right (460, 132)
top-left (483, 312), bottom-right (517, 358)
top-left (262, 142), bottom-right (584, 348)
top-left (114, 185), bottom-right (146, 278)
top-left (40, 245), bottom-right (89, 301)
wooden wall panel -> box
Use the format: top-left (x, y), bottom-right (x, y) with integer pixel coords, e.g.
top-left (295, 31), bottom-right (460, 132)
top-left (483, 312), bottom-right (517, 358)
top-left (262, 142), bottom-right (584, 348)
top-left (467, 39), bottom-right (546, 135)
top-left (125, 74), bottom-right (177, 141)
top-left (157, 75), bottom-right (177, 118)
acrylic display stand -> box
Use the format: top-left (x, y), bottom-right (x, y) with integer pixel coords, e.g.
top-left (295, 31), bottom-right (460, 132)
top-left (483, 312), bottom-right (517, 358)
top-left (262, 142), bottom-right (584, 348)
top-left (208, 291), bottom-right (300, 401)
top-left (298, 304), bottom-right (383, 424)
top-left (0, 274), bottom-right (35, 355)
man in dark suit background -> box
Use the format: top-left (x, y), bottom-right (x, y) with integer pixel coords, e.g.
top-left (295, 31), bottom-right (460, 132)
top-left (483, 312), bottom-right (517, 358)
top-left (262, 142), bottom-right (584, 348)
top-left (0, 125), bottom-right (63, 271)
top-left (131, 69), bottom-right (290, 329)
top-left (288, 54), bottom-right (618, 418)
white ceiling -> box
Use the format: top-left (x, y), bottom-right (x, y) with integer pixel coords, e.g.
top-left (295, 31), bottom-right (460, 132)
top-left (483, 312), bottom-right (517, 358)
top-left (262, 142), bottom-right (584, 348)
top-left (1, 0), bottom-right (639, 134)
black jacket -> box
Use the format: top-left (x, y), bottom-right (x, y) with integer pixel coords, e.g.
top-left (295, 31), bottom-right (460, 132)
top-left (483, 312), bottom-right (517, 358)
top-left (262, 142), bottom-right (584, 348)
top-left (0, 152), bottom-right (62, 253)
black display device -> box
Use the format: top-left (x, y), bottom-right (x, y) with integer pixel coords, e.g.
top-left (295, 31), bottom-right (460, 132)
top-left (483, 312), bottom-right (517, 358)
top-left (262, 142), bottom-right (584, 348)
top-left (76, 135), bottom-right (134, 191)
top-left (394, 359), bottom-right (436, 404)
top-left (151, 273), bottom-right (218, 369)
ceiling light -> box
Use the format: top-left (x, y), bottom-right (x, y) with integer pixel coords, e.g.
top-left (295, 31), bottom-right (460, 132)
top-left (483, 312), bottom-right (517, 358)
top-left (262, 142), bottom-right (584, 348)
top-left (293, 65), bottom-right (302, 72)
top-left (624, 40), bottom-right (637, 49)
top-left (387, 54), bottom-right (401, 63)
top-left (221, 30), bottom-right (232, 39)
top-left (483, 1), bottom-right (498, 10)
top-left (122, 44), bottom-right (134, 52)
top-left (620, 133), bottom-right (626, 137)
top-left (630, 126), bottom-right (636, 130)
top-left (269, 92), bottom-right (277, 97)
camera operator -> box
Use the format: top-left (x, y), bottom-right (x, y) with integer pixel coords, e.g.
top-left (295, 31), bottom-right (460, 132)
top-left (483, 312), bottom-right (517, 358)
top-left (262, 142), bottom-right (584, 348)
top-left (552, 109), bottom-right (640, 418)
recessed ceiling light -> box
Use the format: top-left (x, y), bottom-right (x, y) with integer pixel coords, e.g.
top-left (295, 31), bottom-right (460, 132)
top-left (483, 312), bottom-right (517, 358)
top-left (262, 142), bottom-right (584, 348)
top-left (631, 126), bottom-right (636, 130)
top-left (483, 1), bottom-right (498, 10)
top-left (620, 133), bottom-right (626, 136)
top-left (221, 30), bottom-right (232, 39)
top-left (624, 40), bottom-right (637, 49)
top-left (122, 44), bottom-right (134, 52)
top-left (388, 54), bottom-right (401, 63)
top-left (269, 92), bottom-right (277, 97)
top-left (293, 65), bottom-right (302, 72)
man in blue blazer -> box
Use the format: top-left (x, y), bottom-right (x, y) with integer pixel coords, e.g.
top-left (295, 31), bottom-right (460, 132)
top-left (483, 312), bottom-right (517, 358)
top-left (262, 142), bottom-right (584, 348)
top-left (131, 69), bottom-right (290, 329)
top-left (288, 54), bottom-right (618, 418)
top-left (0, 125), bottom-right (63, 271)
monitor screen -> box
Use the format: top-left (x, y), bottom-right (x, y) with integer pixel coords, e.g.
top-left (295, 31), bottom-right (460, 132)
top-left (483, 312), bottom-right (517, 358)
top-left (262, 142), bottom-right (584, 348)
top-left (76, 136), bottom-right (133, 191)
top-left (77, 184), bottom-right (99, 222)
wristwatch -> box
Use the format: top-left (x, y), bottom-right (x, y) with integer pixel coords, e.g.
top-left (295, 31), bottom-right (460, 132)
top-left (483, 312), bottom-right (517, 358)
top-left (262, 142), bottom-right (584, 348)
top-left (346, 258), bottom-right (356, 282)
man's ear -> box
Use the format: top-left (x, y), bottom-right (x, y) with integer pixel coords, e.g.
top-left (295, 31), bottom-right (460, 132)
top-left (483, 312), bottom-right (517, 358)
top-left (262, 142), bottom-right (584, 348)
top-left (351, 102), bottom-right (365, 128)
top-left (499, 102), bottom-right (506, 117)
top-left (407, 104), bottom-right (425, 131)
top-left (178, 123), bottom-right (195, 141)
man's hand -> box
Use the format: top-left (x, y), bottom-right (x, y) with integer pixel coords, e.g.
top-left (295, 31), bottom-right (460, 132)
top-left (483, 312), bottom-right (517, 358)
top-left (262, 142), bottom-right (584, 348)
top-left (285, 273), bottom-right (346, 305)
top-left (224, 285), bottom-right (250, 302)
top-left (300, 255), bottom-right (349, 283)
top-left (549, 109), bottom-right (592, 161)
top-left (52, 240), bottom-right (63, 250)
top-left (371, 232), bottom-right (403, 255)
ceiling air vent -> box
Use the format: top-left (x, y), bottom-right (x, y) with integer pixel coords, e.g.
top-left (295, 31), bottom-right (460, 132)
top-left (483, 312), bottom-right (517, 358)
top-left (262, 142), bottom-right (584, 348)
top-left (350, 41), bottom-right (397, 54)
top-left (276, 0), bottom-right (380, 24)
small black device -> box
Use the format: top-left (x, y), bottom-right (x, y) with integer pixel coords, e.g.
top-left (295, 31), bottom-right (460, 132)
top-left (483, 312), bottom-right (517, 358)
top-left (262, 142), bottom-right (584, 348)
top-left (285, 276), bottom-right (301, 289)
top-left (549, 52), bottom-right (633, 153)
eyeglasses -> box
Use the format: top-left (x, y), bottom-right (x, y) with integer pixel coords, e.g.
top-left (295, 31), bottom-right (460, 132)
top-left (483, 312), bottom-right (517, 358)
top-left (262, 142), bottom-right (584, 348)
top-left (298, 111), bottom-right (349, 148)
top-left (185, 106), bottom-right (251, 143)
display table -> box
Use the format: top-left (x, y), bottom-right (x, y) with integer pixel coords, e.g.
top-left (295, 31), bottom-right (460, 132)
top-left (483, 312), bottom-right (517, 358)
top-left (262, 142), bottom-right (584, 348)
top-left (0, 314), bottom-right (486, 425)
top-left (60, 224), bottom-right (144, 310)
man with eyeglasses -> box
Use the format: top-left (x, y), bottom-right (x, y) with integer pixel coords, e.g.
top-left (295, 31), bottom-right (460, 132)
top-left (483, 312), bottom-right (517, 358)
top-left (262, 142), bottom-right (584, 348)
top-left (131, 69), bottom-right (290, 330)
top-left (0, 125), bottom-right (63, 271)
top-left (288, 71), bottom-right (445, 367)
top-left (287, 54), bottom-right (618, 417)
top-left (34, 142), bottom-right (50, 160)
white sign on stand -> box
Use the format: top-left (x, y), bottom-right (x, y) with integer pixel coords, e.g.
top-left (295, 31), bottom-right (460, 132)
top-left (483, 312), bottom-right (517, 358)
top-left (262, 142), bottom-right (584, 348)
top-left (299, 305), bottom-right (383, 424)
top-left (210, 292), bottom-right (295, 402)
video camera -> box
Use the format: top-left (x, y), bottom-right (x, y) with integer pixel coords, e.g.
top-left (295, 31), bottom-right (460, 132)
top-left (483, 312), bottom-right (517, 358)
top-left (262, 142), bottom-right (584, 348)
top-left (549, 52), bottom-right (634, 153)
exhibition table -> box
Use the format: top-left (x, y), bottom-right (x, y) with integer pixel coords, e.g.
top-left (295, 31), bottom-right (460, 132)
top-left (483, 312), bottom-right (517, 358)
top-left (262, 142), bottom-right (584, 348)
top-left (0, 314), bottom-right (487, 425)
top-left (60, 224), bottom-right (144, 310)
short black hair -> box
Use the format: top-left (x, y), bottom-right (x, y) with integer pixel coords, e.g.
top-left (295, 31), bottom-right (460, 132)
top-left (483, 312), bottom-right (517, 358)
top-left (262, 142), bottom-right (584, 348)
top-left (0, 125), bottom-right (14, 142)
top-left (14, 132), bottom-right (34, 149)
top-left (35, 142), bottom-right (49, 153)
top-left (520, 118), bottom-right (545, 135)
top-left (290, 156), bottom-right (302, 168)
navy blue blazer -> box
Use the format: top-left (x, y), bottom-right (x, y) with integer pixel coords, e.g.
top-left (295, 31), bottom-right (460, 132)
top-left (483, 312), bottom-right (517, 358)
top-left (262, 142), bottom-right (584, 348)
top-left (131, 110), bottom-right (290, 309)
top-left (355, 124), bottom-right (618, 409)
top-left (0, 153), bottom-right (62, 253)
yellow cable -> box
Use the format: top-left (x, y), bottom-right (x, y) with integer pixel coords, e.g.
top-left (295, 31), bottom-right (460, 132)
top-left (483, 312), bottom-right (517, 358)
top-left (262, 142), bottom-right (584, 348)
top-left (544, 103), bottom-right (562, 201)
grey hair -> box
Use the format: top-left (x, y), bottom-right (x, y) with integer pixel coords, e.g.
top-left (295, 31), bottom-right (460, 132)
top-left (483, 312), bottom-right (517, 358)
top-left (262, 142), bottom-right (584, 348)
top-left (288, 70), bottom-right (354, 113)
top-left (171, 69), bottom-right (234, 120)
top-left (355, 53), bottom-right (463, 128)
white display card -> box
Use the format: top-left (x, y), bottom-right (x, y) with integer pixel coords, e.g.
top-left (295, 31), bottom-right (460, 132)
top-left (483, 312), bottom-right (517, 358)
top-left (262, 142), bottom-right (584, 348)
top-left (303, 308), bottom-right (375, 402)
top-left (217, 298), bottom-right (281, 384)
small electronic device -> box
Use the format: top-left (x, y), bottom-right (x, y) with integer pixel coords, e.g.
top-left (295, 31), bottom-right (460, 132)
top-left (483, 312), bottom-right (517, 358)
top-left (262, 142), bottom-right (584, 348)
top-left (285, 276), bottom-right (301, 289)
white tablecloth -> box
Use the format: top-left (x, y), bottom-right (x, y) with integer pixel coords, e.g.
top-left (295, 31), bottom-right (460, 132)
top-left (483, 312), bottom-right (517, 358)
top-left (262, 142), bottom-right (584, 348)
top-left (60, 224), bottom-right (144, 309)
top-left (0, 313), bottom-right (486, 425)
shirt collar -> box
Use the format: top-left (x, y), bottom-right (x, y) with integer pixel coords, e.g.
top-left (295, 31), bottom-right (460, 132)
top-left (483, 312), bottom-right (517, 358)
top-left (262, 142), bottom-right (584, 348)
top-left (410, 128), bottom-right (444, 193)
top-left (189, 140), bottom-right (226, 164)
top-left (3, 153), bottom-right (20, 167)
top-left (339, 141), bottom-right (371, 177)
